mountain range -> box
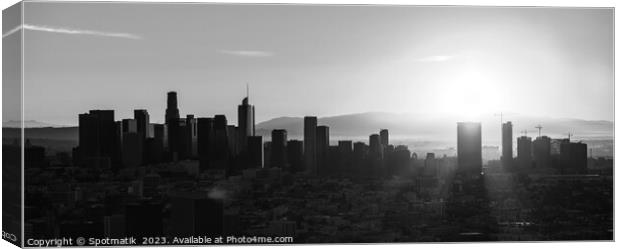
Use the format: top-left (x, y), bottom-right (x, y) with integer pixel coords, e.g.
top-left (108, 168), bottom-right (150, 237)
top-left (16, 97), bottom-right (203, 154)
top-left (255, 112), bottom-right (613, 142)
top-left (2, 120), bottom-right (61, 128)
top-left (3, 112), bottom-right (612, 143)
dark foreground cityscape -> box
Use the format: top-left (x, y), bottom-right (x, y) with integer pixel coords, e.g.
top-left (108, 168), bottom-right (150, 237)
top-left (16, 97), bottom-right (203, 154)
top-left (4, 91), bottom-right (613, 244)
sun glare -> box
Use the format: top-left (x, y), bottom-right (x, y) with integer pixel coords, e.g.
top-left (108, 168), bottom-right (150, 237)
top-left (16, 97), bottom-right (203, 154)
top-left (438, 64), bottom-right (501, 121)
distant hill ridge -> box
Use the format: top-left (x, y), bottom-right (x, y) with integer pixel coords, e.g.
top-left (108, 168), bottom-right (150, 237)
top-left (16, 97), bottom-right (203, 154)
top-left (3, 112), bottom-right (612, 142)
top-left (3, 120), bottom-right (62, 128)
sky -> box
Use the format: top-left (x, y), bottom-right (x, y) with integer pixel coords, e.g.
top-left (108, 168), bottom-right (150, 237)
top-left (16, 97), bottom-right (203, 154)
top-left (6, 2), bottom-right (614, 126)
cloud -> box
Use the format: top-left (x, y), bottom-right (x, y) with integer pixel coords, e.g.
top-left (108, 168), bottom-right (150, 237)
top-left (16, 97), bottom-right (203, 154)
top-left (2, 24), bottom-right (141, 39)
top-left (415, 55), bottom-right (454, 62)
top-left (218, 49), bottom-right (274, 57)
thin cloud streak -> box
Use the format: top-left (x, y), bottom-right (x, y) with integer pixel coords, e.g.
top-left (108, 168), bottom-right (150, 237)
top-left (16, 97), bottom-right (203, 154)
top-left (218, 49), bottom-right (274, 57)
top-left (2, 24), bottom-right (141, 39)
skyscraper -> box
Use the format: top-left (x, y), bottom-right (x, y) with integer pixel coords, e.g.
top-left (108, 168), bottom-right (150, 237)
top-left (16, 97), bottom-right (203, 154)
top-left (213, 115), bottom-right (230, 171)
top-left (533, 136), bottom-right (551, 168)
top-left (237, 94), bottom-right (255, 153)
top-left (121, 119), bottom-right (142, 168)
top-left (186, 115), bottom-right (198, 158)
top-left (456, 122), bottom-right (482, 173)
top-left (146, 124), bottom-right (165, 164)
top-left (121, 119), bottom-right (137, 135)
top-left (270, 129), bottom-right (287, 168)
top-left (78, 110), bottom-right (117, 168)
top-left (369, 134), bottom-right (382, 157)
top-left (247, 136), bottom-right (264, 169)
top-left (392, 145), bottom-right (410, 175)
top-left (379, 129), bottom-right (389, 147)
top-left (337, 140), bottom-right (353, 174)
top-left (134, 109), bottom-right (150, 163)
top-left (165, 91), bottom-right (180, 122)
top-left (134, 109), bottom-right (150, 139)
top-left (560, 141), bottom-right (587, 174)
top-left (286, 140), bottom-right (304, 173)
top-left (501, 121), bottom-right (513, 167)
top-left (304, 116), bottom-right (317, 174)
top-left (177, 118), bottom-right (188, 160)
top-left (227, 125), bottom-right (239, 157)
top-left (316, 126), bottom-right (330, 175)
top-left (165, 92), bottom-right (181, 160)
top-left (353, 142), bottom-right (368, 176)
top-left (368, 134), bottom-right (383, 176)
top-left (517, 135), bottom-right (532, 169)
top-left (197, 118), bottom-right (214, 172)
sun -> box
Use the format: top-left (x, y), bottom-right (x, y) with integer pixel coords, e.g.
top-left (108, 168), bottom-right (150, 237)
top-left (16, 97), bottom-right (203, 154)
top-left (437, 65), bottom-right (501, 121)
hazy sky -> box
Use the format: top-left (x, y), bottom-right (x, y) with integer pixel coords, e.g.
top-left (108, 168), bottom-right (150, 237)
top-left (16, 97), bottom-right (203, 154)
top-left (12, 2), bottom-right (613, 126)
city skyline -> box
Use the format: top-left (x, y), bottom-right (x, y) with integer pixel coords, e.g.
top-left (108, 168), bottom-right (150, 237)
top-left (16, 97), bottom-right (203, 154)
top-left (3, 3), bottom-right (613, 125)
top-left (5, 89), bottom-right (614, 158)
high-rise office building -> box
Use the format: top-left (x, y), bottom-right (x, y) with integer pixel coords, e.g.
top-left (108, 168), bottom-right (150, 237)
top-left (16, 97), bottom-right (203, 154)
top-left (501, 121), bottom-right (513, 167)
top-left (316, 126), bottom-right (330, 175)
top-left (560, 141), bottom-right (587, 174)
top-left (369, 134), bottom-right (382, 157)
top-left (456, 122), bottom-right (482, 173)
top-left (237, 96), bottom-right (255, 153)
top-left (186, 115), bottom-right (198, 158)
top-left (379, 129), bottom-right (389, 147)
top-left (392, 145), bottom-right (411, 175)
top-left (550, 138), bottom-right (569, 155)
top-left (213, 115), bottom-right (230, 170)
top-left (145, 124), bottom-right (165, 164)
top-left (121, 119), bottom-right (142, 168)
top-left (78, 110), bottom-right (117, 168)
top-left (134, 109), bottom-right (150, 139)
top-left (177, 118), bottom-right (188, 160)
top-left (517, 135), bottom-right (532, 169)
top-left (247, 136), bottom-right (264, 168)
top-left (337, 140), bottom-right (353, 174)
top-left (533, 136), bottom-right (551, 168)
top-left (353, 142), bottom-right (368, 176)
top-left (227, 125), bottom-right (239, 157)
top-left (197, 118), bottom-right (214, 172)
top-left (165, 91), bottom-right (180, 122)
top-left (304, 116), bottom-right (317, 174)
top-left (121, 119), bottom-right (137, 134)
top-left (263, 141), bottom-right (271, 169)
top-left (368, 134), bottom-right (383, 175)
top-left (287, 140), bottom-right (304, 173)
top-left (165, 92), bottom-right (181, 159)
top-left (326, 145), bottom-right (340, 176)
top-left (134, 110), bottom-right (150, 163)
top-left (271, 129), bottom-right (287, 168)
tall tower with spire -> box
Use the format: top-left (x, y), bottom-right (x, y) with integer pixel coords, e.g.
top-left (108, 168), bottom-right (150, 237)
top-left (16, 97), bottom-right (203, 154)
top-left (238, 84), bottom-right (255, 153)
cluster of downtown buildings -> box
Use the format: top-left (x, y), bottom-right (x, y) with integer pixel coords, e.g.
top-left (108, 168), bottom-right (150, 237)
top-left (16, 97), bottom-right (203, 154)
top-left (74, 91), bottom-right (589, 177)
top-left (74, 91), bottom-right (420, 178)
top-left (459, 121), bottom-right (588, 175)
